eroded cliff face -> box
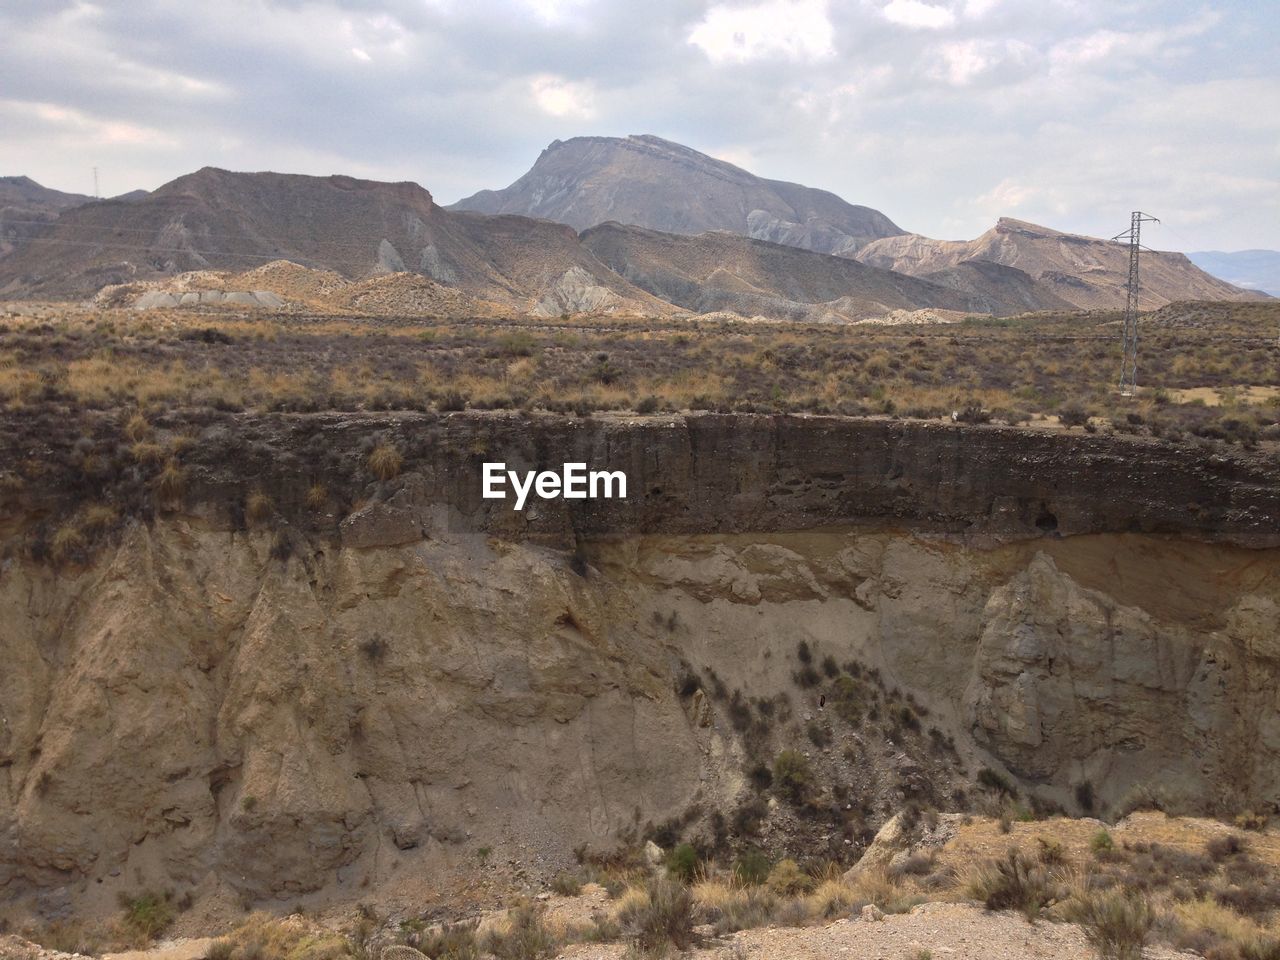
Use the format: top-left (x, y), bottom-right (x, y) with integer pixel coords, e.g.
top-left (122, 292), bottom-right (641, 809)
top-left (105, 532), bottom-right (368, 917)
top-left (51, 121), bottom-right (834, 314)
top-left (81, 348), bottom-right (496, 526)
top-left (1, 413), bottom-right (1278, 919)
top-left (2, 519), bottom-right (1279, 918)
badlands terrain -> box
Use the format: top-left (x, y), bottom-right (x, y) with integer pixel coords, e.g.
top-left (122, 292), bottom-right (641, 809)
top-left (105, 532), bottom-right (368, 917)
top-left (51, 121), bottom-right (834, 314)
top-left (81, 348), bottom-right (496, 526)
top-left (0, 293), bottom-right (1278, 960)
top-left (1, 139), bottom-right (1279, 960)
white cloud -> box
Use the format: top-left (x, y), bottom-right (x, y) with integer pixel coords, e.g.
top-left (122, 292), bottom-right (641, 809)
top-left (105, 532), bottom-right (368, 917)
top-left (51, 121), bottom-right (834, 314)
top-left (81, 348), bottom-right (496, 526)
top-left (0, 98), bottom-right (177, 147)
top-left (350, 47), bottom-right (371, 62)
top-left (520, 0), bottom-right (593, 26)
top-left (963, 0), bottom-right (1001, 17)
top-left (881, 0), bottom-right (955, 30)
top-left (931, 38), bottom-right (1033, 85)
top-left (529, 74), bottom-right (596, 118)
top-left (688, 0), bottom-right (835, 64)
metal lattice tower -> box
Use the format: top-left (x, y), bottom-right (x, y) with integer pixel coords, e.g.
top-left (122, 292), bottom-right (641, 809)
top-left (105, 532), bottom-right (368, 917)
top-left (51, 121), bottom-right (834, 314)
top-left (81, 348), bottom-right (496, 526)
top-left (1114, 211), bottom-right (1159, 396)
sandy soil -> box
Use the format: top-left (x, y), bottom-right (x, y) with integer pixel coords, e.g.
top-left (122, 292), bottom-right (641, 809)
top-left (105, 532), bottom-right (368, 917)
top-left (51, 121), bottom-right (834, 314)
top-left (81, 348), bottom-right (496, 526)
top-left (558, 901), bottom-right (1190, 960)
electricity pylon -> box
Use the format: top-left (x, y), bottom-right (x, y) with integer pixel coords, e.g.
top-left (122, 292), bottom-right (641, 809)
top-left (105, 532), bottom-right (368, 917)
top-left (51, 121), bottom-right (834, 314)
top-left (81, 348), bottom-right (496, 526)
top-left (1114, 211), bottom-right (1159, 396)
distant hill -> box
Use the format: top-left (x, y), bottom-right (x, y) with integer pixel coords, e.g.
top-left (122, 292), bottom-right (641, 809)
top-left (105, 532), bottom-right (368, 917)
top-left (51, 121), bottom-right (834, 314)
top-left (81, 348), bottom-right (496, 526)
top-left (1, 175), bottom-right (95, 260)
top-left (0, 167), bottom-right (668, 315)
top-left (856, 218), bottom-right (1263, 310)
top-left (0, 175), bottom-right (93, 214)
top-left (1187, 250), bottom-right (1280, 297)
top-left (579, 221), bottom-right (992, 321)
top-left (450, 134), bottom-right (905, 256)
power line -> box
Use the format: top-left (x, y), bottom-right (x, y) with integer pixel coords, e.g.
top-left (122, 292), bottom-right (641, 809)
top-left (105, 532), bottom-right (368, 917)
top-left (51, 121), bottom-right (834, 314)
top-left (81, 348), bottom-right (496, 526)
top-left (1112, 211), bottom-right (1159, 397)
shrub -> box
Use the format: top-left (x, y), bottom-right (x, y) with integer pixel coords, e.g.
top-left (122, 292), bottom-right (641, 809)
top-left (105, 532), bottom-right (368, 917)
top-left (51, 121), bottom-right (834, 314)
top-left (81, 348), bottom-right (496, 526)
top-left (635, 395), bottom-right (660, 414)
top-left (956, 399), bottom-right (991, 424)
top-left (709, 886), bottom-right (778, 935)
top-left (1091, 830), bottom-right (1115, 855)
top-left (977, 767), bottom-right (1017, 797)
top-left (618, 877), bottom-right (695, 954)
top-left (830, 675), bottom-right (861, 724)
top-left (773, 750), bottom-right (813, 805)
top-left (439, 390), bottom-right (467, 411)
top-left (305, 483), bottom-right (328, 511)
top-left (747, 763), bottom-right (773, 791)
top-left (369, 442), bottom-right (403, 480)
top-left (1236, 811), bottom-right (1270, 832)
top-left (1037, 837), bottom-right (1067, 866)
top-left (124, 412), bottom-right (151, 442)
top-left (1206, 834), bottom-right (1247, 862)
top-left (1066, 889), bottom-right (1152, 960)
top-left (1058, 402), bottom-right (1091, 428)
top-left (245, 490), bottom-right (273, 525)
top-left (551, 871), bottom-right (582, 896)
top-left (419, 920), bottom-right (480, 960)
top-left (734, 848), bottom-right (772, 886)
top-left (482, 902), bottom-right (557, 960)
top-left (119, 891), bottom-right (173, 942)
top-left (766, 858), bottom-right (814, 897)
top-left (1241, 938), bottom-right (1280, 960)
top-left (156, 458), bottom-right (185, 501)
top-left (666, 843), bottom-right (699, 883)
top-left (50, 523), bottom-right (86, 564)
top-left (806, 721), bottom-right (831, 748)
top-left (81, 503), bottom-right (118, 534)
top-left (970, 849), bottom-right (1054, 920)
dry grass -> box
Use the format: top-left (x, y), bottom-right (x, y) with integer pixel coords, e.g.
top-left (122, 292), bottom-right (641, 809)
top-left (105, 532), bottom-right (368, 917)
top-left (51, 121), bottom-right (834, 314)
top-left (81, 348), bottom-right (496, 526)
top-left (368, 442), bottom-right (403, 480)
top-left (206, 912), bottom-right (353, 960)
top-left (0, 306), bottom-right (1275, 454)
top-left (245, 490), bottom-right (274, 525)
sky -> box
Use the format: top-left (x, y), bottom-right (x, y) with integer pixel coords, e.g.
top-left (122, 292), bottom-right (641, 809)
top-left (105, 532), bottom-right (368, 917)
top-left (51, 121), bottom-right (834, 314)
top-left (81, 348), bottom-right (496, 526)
top-left (1, 0), bottom-right (1277, 251)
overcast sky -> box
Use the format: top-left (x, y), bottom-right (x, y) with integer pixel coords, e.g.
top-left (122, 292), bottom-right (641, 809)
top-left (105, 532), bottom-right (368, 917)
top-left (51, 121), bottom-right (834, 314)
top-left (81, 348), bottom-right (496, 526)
top-left (2, 0), bottom-right (1277, 250)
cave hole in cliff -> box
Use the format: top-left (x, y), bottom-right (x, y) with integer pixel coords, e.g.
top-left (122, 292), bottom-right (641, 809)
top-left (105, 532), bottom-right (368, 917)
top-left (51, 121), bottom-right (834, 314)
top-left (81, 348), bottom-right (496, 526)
top-left (1035, 506), bottom-right (1059, 531)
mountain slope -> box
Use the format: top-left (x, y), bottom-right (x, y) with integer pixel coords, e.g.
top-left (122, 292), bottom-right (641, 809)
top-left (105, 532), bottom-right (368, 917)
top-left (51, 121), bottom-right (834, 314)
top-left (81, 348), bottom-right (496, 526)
top-left (1, 176), bottom-right (96, 260)
top-left (857, 218), bottom-right (1263, 310)
top-left (1187, 250), bottom-right (1280, 297)
top-left (0, 168), bottom-right (669, 314)
top-left (451, 134), bottom-right (905, 255)
top-left (0, 175), bottom-right (93, 214)
top-left (579, 221), bottom-right (990, 321)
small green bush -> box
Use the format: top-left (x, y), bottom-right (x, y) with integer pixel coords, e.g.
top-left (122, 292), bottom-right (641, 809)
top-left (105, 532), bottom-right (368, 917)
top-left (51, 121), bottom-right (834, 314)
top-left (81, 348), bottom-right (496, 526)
top-left (773, 750), bottom-right (813, 805)
top-left (666, 843), bottom-right (699, 883)
top-left (734, 847), bottom-right (772, 886)
top-left (119, 891), bottom-right (173, 941)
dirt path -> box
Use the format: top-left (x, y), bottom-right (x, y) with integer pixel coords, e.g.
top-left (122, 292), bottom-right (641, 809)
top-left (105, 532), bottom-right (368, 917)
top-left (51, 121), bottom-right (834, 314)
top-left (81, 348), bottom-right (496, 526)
top-left (559, 901), bottom-right (1186, 960)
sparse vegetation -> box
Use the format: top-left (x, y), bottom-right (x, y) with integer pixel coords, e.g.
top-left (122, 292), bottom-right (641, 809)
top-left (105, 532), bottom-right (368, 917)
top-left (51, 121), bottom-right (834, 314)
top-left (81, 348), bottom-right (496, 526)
top-left (368, 441), bottom-right (403, 480)
top-left (617, 876), bottom-right (696, 955)
top-left (1065, 888), bottom-right (1152, 960)
top-left (118, 891), bottom-right (173, 942)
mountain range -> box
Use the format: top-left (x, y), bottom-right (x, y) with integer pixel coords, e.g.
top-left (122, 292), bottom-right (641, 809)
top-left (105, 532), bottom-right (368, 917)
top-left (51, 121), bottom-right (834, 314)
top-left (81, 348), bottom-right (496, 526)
top-left (0, 136), bottom-right (1268, 319)
top-left (450, 134), bottom-right (905, 257)
top-left (1186, 250), bottom-right (1280, 297)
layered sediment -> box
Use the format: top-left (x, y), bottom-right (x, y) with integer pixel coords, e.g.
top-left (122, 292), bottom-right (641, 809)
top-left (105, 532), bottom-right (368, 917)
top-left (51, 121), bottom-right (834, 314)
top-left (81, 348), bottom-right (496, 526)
top-left (1, 413), bottom-right (1277, 919)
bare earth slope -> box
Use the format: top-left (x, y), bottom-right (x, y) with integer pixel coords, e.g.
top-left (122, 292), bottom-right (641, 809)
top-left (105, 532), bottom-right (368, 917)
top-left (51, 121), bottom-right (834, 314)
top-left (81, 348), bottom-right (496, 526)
top-left (450, 134), bottom-right (905, 255)
top-left (857, 217), bottom-right (1264, 309)
top-left (2, 412), bottom-right (1279, 916)
top-left (580, 221), bottom-right (981, 321)
top-left (0, 168), bottom-right (669, 315)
